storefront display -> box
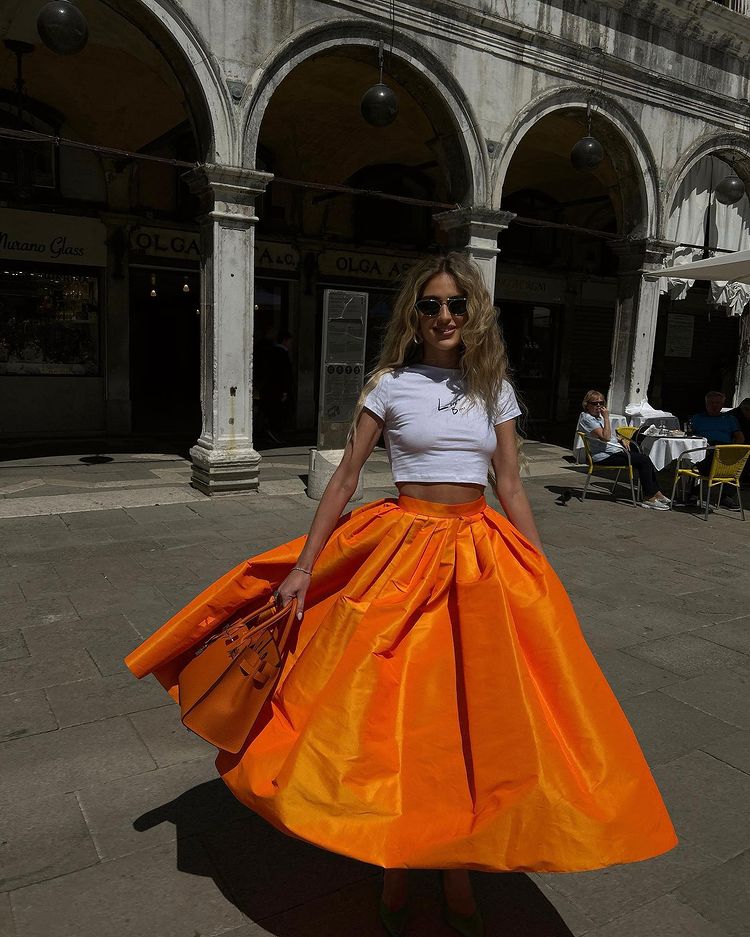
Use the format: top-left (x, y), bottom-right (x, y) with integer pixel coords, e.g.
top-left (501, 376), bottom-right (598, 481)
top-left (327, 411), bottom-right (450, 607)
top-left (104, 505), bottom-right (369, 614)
top-left (0, 267), bottom-right (100, 375)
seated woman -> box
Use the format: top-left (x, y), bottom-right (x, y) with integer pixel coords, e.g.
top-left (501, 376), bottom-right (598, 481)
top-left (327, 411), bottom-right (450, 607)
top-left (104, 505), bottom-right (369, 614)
top-left (578, 390), bottom-right (671, 511)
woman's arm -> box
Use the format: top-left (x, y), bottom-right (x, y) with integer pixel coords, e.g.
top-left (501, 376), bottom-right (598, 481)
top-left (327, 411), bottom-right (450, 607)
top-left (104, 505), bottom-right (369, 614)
top-left (491, 420), bottom-right (543, 553)
top-left (276, 408), bottom-right (384, 616)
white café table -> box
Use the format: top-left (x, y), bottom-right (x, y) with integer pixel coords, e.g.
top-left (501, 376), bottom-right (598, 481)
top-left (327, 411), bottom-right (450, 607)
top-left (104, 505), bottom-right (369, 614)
top-left (638, 434), bottom-right (708, 472)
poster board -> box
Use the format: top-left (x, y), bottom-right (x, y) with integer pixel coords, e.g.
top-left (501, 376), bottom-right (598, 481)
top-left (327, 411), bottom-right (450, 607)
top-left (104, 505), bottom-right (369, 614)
top-left (317, 289), bottom-right (368, 449)
top-left (665, 313), bottom-right (694, 358)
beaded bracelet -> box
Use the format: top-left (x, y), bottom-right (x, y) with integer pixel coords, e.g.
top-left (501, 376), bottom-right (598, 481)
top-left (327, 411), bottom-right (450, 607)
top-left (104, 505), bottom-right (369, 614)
top-left (292, 566), bottom-right (312, 576)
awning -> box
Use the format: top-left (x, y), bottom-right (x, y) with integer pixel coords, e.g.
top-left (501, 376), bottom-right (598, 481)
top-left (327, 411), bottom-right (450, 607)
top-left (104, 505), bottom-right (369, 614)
top-left (646, 248), bottom-right (750, 284)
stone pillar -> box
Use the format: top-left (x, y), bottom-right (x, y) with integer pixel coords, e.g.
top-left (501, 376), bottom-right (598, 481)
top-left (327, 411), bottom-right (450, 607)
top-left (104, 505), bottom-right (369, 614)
top-left (608, 239), bottom-right (676, 414)
top-left (734, 311), bottom-right (750, 405)
top-left (433, 208), bottom-right (516, 295)
top-left (185, 164), bottom-right (273, 495)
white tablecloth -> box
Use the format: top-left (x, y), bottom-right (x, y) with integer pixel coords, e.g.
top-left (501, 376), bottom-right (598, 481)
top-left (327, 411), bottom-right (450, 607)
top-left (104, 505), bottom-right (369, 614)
top-left (573, 414), bottom-right (628, 463)
top-left (639, 435), bottom-right (708, 472)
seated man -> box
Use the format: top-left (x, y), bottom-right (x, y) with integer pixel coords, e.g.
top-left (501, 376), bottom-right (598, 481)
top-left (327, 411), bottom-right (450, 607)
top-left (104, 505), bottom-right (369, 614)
top-left (688, 391), bottom-right (745, 509)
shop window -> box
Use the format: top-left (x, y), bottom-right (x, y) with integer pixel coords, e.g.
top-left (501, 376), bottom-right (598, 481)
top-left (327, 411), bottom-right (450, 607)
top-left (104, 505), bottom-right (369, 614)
top-left (0, 268), bottom-right (99, 375)
top-left (349, 164), bottom-right (433, 248)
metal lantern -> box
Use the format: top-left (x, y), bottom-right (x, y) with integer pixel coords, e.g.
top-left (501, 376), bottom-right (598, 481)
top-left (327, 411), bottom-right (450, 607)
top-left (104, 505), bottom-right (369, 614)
top-left (715, 172), bottom-right (746, 205)
top-left (570, 135), bottom-right (604, 171)
top-left (361, 40), bottom-right (399, 127)
top-left (361, 82), bottom-right (399, 127)
top-left (37, 1), bottom-right (89, 56)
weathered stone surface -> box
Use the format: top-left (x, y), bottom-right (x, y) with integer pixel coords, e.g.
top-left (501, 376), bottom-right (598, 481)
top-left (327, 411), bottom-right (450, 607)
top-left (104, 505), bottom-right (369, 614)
top-left (589, 648), bottom-right (681, 698)
top-left (22, 613), bottom-right (140, 677)
top-left (698, 617), bottom-right (750, 656)
top-left (587, 894), bottom-right (728, 936)
top-left (619, 691), bottom-right (736, 765)
top-left (674, 849), bottom-right (750, 936)
top-left (653, 751), bottom-right (750, 861)
top-left (128, 704), bottom-right (212, 767)
top-left (0, 647), bottom-right (98, 695)
top-left (0, 597), bottom-right (79, 635)
top-left (0, 689), bottom-right (57, 743)
top-left (44, 672), bottom-right (166, 727)
top-left (623, 633), bottom-right (749, 679)
top-left (662, 669), bottom-right (750, 730)
top-left (0, 717), bottom-right (155, 809)
top-left (0, 792), bottom-right (98, 892)
top-left (535, 841), bottom-right (718, 927)
top-left (75, 758), bottom-right (228, 860)
top-left (700, 729), bottom-right (750, 775)
top-left (9, 842), bottom-right (245, 937)
top-left (0, 893), bottom-right (15, 937)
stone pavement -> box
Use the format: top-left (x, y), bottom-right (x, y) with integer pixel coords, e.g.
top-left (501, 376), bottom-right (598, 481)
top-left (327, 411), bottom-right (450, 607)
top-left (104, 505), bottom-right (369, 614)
top-left (1, 446), bottom-right (749, 937)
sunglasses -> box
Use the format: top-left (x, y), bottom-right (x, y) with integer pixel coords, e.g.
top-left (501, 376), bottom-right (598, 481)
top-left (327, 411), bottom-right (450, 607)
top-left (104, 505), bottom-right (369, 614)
top-left (588, 401), bottom-right (605, 407)
top-left (415, 296), bottom-right (468, 317)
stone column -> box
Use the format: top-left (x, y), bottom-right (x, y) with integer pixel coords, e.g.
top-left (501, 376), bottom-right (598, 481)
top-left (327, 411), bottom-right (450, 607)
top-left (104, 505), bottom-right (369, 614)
top-left (185, 164), bottom-right (273, 495)
top-left (433, 208), bottom-right (516, 295)
top-left (608, 238), bottom-right (676, 414)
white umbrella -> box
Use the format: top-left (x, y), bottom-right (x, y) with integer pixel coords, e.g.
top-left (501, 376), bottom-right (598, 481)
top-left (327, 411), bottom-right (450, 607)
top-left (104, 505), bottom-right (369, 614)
top-left (645, 248), bottom-right (750, 283)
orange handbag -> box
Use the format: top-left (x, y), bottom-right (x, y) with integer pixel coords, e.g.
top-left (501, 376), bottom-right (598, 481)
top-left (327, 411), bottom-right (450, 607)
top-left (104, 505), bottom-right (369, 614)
top-left (178, 596), bottom-right (298, 753)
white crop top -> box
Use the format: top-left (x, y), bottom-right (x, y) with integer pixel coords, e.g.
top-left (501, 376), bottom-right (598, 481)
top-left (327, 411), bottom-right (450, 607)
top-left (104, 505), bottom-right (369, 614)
top-left (362, 364), bottom-right (521, 484)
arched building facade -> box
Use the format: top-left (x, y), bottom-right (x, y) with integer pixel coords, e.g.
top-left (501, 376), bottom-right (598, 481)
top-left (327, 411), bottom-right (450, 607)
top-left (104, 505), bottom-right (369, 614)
top-left (2, 0), bottom-right (750, 491)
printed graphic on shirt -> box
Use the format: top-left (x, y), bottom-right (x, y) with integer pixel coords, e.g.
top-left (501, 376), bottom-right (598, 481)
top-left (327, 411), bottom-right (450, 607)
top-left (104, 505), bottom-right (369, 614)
top-left (437, 393), bottom-right (463, 414)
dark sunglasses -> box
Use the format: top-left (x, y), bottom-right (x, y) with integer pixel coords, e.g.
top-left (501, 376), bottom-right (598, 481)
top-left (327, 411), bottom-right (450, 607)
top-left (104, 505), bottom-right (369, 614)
top-left (588, 401), bottom-right (605, 407)
top-left (415, 296), bottom-right (468, 317)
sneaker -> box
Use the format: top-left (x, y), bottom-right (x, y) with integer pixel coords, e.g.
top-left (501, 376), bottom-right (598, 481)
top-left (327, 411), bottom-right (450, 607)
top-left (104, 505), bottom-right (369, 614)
top-left (656, 495), bottom-right (672, 506)
top-left (641, 499), bottom-right (669, 511)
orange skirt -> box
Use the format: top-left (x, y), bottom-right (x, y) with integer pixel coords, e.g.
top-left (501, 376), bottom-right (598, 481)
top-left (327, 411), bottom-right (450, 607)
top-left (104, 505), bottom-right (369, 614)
top-left (125, 495), bottom-right (677, 872)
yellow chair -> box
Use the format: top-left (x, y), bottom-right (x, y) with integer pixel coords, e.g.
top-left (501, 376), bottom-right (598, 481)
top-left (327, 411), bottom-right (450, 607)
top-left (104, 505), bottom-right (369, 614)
top-left (576, 431), bottom-right (637, 506)
top-left (616, 426), bottom-right (639, 444)
top-left (670, 444), bottom-right (750, 521)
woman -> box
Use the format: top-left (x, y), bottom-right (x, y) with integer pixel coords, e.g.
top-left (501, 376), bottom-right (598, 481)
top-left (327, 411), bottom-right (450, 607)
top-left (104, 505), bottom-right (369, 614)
top-left (126, 255), bottom-right (676, 937)
top-left (578, 390), bottom-right (672, 510)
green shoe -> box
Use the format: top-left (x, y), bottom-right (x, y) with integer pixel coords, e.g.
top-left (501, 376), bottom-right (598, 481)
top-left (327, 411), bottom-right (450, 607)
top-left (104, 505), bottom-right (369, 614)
top-left (378, 898), bottom-right (409, 936)
top-left (442, 903), bottom-right (485, 937)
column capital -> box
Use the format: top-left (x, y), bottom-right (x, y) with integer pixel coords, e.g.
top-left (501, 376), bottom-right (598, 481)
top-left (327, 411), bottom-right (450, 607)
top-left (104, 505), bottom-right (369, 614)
top-left (433, 207), bottom-right (516, 239)
top-left (609, 237), bottom-right (678, 270)
top-left (184, 163), bottom-right (274, 225)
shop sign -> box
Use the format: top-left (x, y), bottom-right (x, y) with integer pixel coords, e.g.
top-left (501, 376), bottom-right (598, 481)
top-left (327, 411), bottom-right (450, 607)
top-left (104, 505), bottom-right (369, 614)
top-left (319, 250), bottom-right (415, 281)
top-left (496, 272), bottom-right (565, 304)
top-left (0, 208), bottom-right (107, 266)
top-left (130, 226), bottom-right (201, 261)
top-left (255, 240), bottom-right (300, 271)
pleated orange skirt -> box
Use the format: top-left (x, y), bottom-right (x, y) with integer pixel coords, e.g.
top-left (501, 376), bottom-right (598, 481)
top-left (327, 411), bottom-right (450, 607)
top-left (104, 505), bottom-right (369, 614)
top-left (125, 494), bottom-right (677, 872)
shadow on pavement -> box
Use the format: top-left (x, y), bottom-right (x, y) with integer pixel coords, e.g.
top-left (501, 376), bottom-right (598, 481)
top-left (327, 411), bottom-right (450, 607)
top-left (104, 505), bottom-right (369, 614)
top-left (134, 779), bottom-right (575, 936)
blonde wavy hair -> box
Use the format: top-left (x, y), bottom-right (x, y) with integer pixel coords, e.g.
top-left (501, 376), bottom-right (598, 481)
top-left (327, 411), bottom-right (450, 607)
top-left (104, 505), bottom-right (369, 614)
top-left (349, 252), bottom-right (520, 444)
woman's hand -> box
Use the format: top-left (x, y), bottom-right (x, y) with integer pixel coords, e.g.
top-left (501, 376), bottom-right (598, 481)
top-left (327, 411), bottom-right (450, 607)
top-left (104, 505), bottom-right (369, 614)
top-left (275, 569), bottom-right (312, 620)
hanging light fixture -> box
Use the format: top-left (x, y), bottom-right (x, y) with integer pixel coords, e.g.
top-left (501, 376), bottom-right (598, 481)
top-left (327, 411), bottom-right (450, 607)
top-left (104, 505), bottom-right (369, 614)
top-left (571, 102), bottom-right (604, 171)
top-left (715, 157), bottom-right (746, 205)
top-left (149, 273), bottom-right (157, 298)
top-left (182, 276), bottom-right (190, 294)
top-left (571, 48), bottom-right (605, 172)
top-left (37, 2), bottom-right (89, 56)
top-left (361, 39), bottom-right (399, 127)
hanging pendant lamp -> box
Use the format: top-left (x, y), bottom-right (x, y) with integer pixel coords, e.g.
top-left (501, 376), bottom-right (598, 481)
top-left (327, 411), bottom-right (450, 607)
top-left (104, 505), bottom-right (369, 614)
top-left (361, 41), bottom-right (398, 127)
top-left (715, 169), bottom-right (745, 205)
top-left (571, 102), bottom-right (604, 171)
top-left (37, 1), bottom-right (89, 55)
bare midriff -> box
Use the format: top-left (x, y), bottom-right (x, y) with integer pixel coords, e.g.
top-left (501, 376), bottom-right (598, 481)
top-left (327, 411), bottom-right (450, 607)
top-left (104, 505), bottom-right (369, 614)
top-left (396, 481), bottom-right (486, 504)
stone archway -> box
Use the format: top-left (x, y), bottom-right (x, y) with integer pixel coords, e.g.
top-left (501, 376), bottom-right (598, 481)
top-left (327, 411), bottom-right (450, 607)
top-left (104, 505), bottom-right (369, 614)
top-left (495, 88), bottom-right (662, 419)
top-left (239, 19), bottom-right (489, 208)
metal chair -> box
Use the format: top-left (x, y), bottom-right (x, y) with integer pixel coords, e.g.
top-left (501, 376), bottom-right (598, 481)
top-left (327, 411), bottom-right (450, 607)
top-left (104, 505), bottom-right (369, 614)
top-left (576, 432), bottom-right (637, 506)
top-left (670, 444), bottom-right (750, 521)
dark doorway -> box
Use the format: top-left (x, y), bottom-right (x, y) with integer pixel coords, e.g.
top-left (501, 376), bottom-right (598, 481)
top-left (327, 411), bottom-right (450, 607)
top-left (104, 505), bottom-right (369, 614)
top-left (129, 268), bottom-right (200, 435)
